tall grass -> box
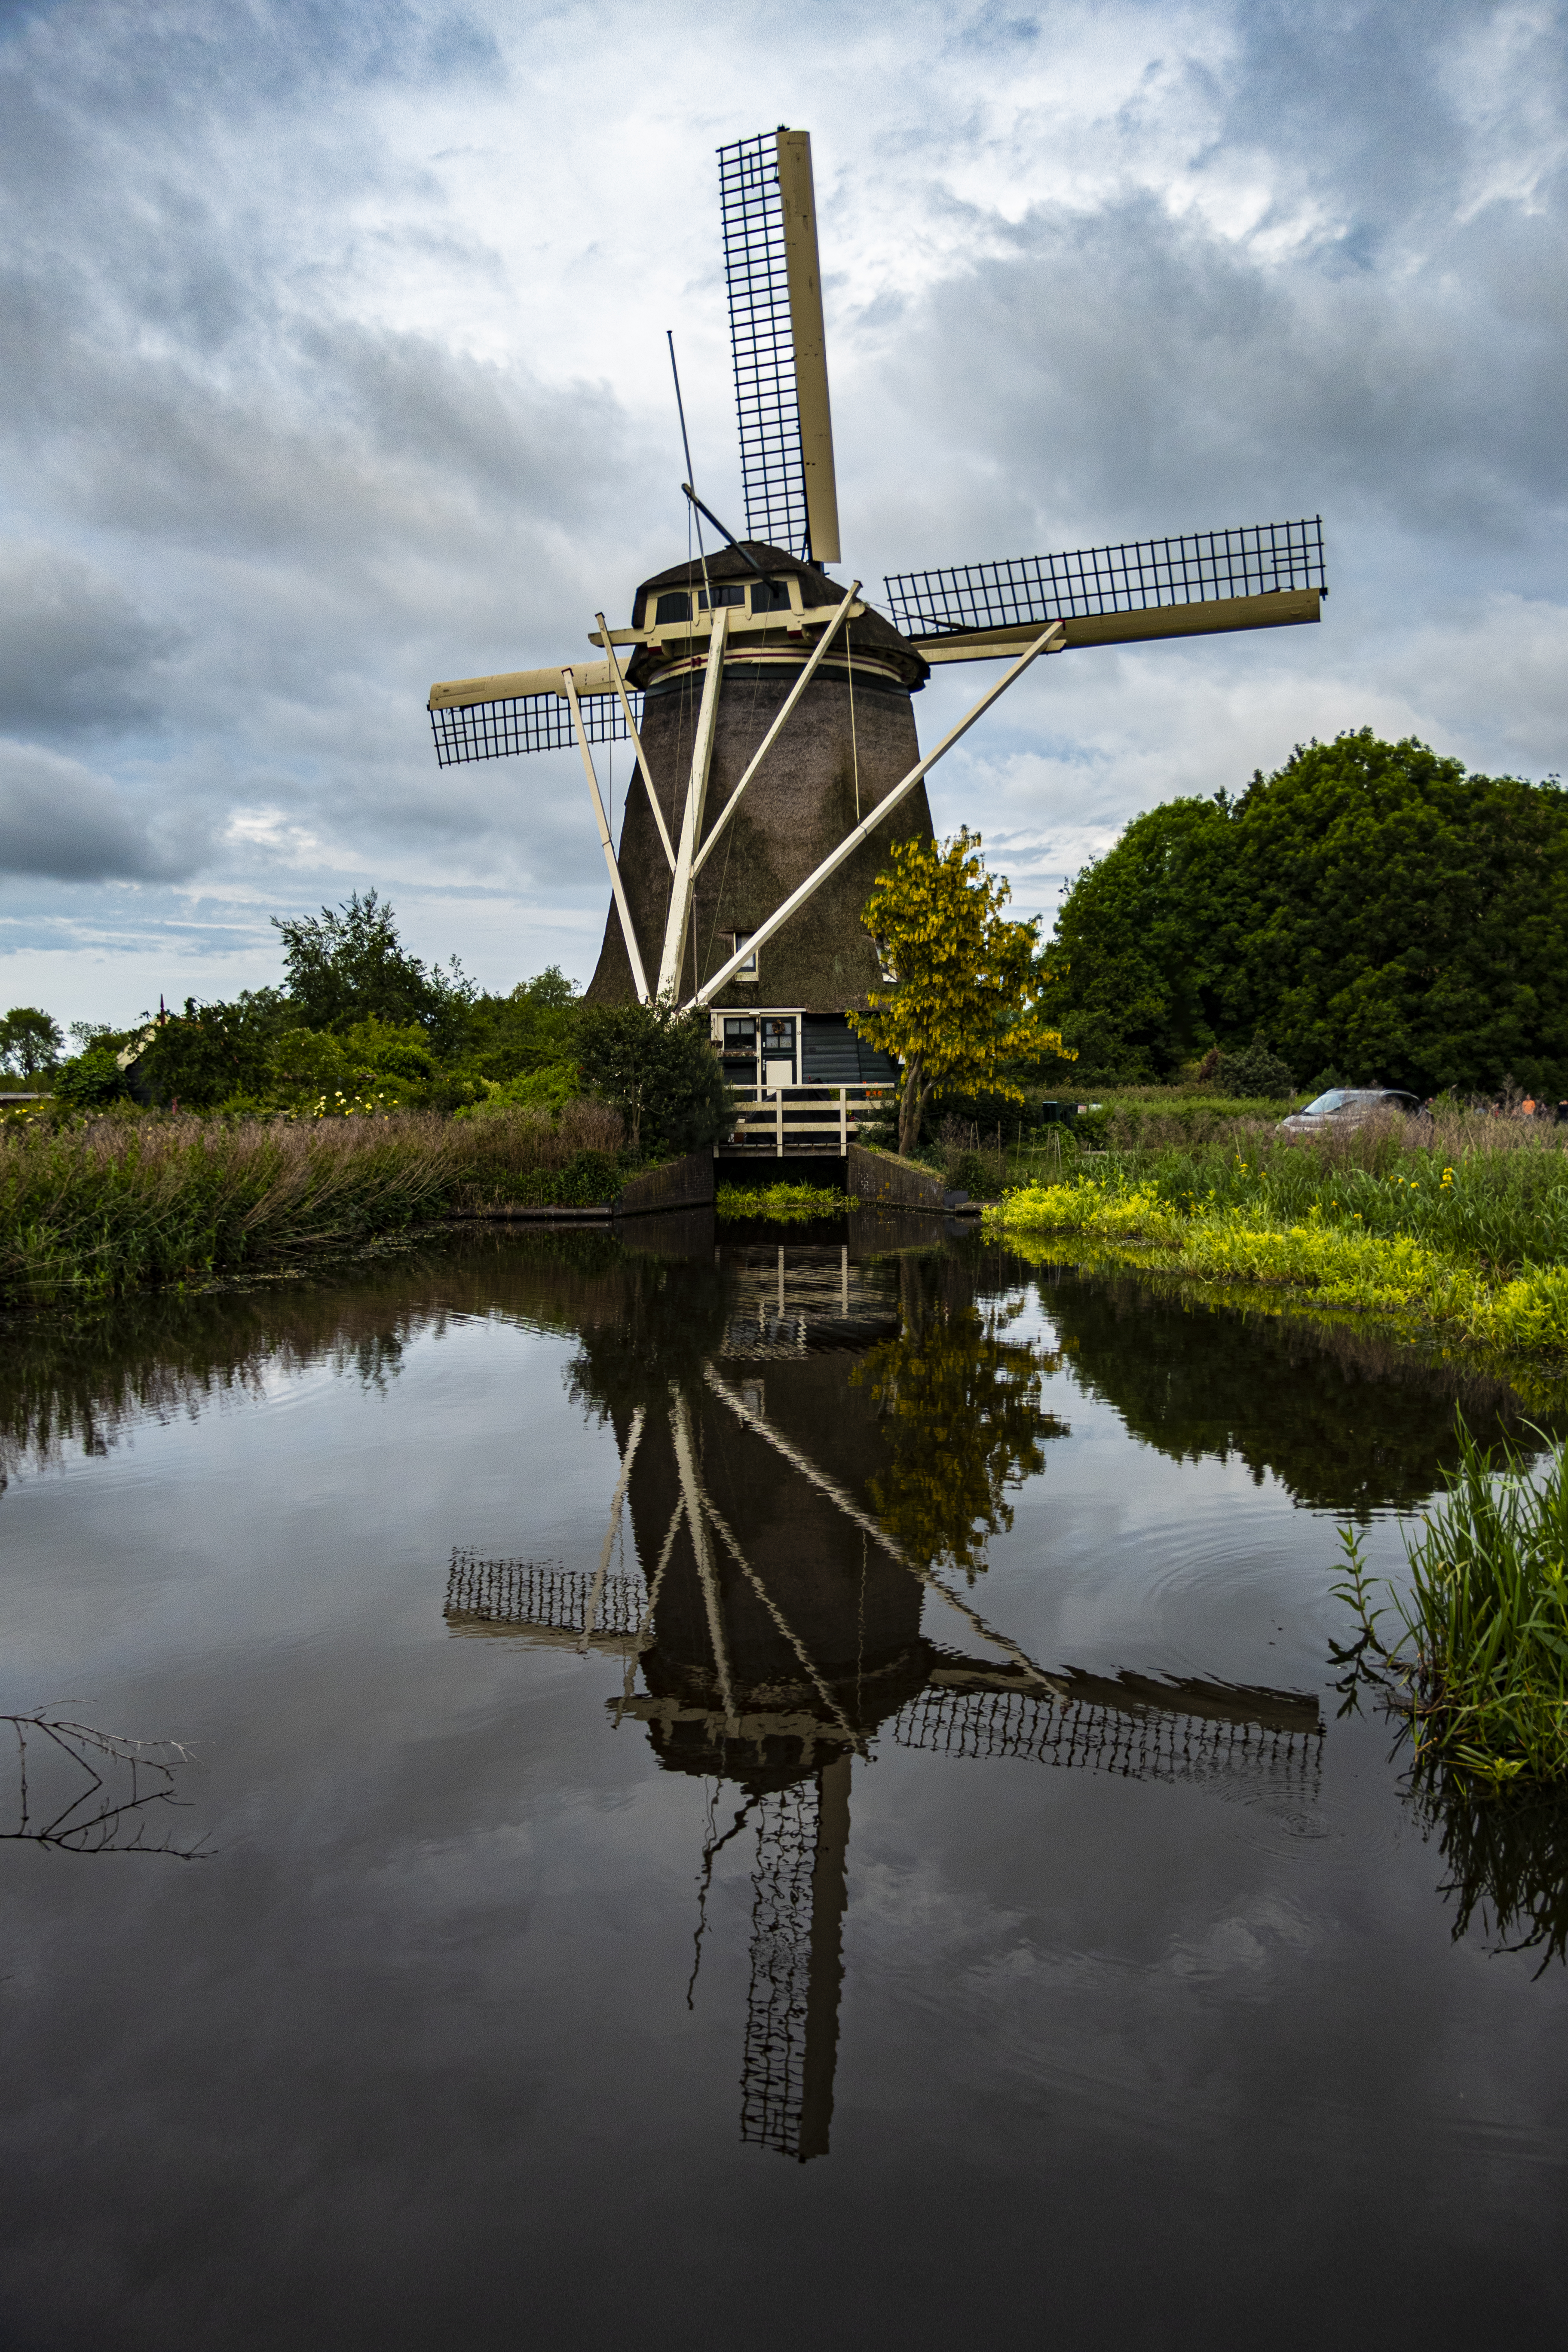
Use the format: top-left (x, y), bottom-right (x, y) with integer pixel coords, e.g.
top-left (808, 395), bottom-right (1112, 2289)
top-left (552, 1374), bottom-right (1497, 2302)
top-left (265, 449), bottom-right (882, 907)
top-left (991, 1109), bottom-right (1568, 1357)
top-left (1336, 1421), bottom-right (1568, 1788)
top-left (0, 1102), bottom-right (625, 1305)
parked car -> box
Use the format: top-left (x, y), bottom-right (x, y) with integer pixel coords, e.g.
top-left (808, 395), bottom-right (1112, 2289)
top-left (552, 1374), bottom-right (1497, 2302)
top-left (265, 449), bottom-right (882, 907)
top-left (1277, 1087), bottom-right (1427, 1135)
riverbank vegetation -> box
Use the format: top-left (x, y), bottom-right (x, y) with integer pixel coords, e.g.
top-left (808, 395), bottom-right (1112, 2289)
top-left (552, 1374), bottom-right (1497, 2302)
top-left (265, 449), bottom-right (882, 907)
top-left (989, 1109), bottom-right (1568, 1360)
top-left (1335, 1421), bottom-right (1568, 1788)
top-left (0, 1102), bottom-right (630, 1306)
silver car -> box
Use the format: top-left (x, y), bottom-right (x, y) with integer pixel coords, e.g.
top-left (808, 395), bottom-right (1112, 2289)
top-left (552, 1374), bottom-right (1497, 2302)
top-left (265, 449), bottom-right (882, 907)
top-left (1277, 1087), bottom-right (1426, 1134)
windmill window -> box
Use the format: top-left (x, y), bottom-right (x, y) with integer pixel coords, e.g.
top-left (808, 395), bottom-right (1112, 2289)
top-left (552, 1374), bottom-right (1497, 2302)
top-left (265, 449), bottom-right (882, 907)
top-left (729, 932), bottom-right (758, 979)
top-left (697, 584), bottom-right (747, 610)
top-left (655, 592), bottom-right (690, 624)
top-left (751, 579), bottom-right (794, 612)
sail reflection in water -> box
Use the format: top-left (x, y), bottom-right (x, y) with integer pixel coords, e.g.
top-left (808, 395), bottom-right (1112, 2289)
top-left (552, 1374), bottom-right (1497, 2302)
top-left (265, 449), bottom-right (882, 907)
top-left (444, 1234), bottom-right (1325, 2163)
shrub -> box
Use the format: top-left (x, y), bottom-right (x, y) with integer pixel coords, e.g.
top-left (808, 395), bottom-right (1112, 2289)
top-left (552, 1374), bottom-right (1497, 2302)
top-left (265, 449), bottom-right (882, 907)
top-left (577, 1000), bottom-right (731, 1157)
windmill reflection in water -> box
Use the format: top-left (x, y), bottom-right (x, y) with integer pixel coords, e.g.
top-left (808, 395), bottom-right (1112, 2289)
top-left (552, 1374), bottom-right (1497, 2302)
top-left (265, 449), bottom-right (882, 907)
top-left (444, 1244), bottom-right (1324, 2162)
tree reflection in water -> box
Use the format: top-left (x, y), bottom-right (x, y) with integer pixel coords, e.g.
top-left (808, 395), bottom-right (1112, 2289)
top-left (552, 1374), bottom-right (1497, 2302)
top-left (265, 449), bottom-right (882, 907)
top-left (851, 1254), bottom-right (1066, 1578)
top-left (1, 1714), bottom-right (202, 1857)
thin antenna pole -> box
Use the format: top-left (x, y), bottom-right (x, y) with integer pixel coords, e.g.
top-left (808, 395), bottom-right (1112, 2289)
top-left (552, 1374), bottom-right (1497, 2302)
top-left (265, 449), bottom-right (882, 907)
top-left (667, 331), bottom-right (714, 609)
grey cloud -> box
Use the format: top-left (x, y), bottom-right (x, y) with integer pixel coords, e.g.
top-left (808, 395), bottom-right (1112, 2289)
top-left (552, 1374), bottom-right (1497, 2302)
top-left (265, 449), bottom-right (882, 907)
top-left (0, 542), bottom-right (176, 734)
top-left (884, 187), bottom-right (1565, 582)
top-left (0, 738), bottom-right (199, 879)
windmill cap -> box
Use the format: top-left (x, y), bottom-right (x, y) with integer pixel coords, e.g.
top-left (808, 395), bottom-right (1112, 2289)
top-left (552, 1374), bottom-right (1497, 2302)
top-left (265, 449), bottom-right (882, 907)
top-left (630, 541), bottom-right (928, 689)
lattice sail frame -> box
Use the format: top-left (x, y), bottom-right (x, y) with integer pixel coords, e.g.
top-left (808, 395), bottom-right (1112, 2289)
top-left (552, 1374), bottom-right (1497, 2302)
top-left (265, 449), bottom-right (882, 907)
top-left (895, 1681), bottom-right (1324, 1797)
top-left (885, 517), bottom-right (1326, 639)
top-left (429, 688), bottom-right (642, 769)
top-left (740, 1779), bottom-right (819, 2158)
top-left (720, 132), bottom-right (809, 560)
top-left (444, 1553), bottom-right (649, 1640)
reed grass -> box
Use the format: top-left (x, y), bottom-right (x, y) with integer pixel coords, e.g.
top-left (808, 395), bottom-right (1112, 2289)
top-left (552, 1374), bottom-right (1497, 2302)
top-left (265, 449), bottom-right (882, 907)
top-left (0, 1102), bottom-right (625, 1305)
top-left (1335, 1421), bottom-right (1568, 1787)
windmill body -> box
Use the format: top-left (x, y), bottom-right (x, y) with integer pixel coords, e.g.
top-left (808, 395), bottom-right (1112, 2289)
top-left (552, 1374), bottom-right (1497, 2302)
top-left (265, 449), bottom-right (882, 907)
top-left (583, 542), bottom-right (931, 1084)
top-left (427, 126), bottom-right (1326, 1124)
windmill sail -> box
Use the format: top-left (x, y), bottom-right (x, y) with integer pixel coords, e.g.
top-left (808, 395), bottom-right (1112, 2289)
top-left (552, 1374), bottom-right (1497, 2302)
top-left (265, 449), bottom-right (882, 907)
top-left (429, 677), bottom-right (642, 767)
top-left (720, 129), bottom-right (841, 565)
top-left (886, 516), bottom-right (1326, 643)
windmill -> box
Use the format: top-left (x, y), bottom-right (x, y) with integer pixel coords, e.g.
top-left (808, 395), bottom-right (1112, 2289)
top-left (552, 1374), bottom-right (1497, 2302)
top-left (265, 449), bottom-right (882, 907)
top-left (427, 126), bottom-right (1326, 1105)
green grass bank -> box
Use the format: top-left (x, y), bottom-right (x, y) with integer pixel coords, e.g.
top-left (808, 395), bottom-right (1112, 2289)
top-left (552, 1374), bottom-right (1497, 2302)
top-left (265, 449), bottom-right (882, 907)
top-left (987, 1107), bottom-right (1568, 1363)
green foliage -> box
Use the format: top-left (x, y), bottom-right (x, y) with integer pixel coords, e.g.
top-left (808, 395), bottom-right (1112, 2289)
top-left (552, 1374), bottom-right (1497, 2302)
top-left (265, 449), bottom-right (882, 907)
top-left (1211, 1037), bottom-right (1296, 1097)
top-left (851, 829), bottom-right (1073, 1155)
top-left (132, 994), bottom-right (283, 1108)
top-left (1047, 732), bottom-right (1568, 1093)
top-left (0, 1007), bottom-right (64, 1078)
top-left (272, 889), bottom-right (475, 1046)
top-left (461, 967), bottom-right (580, 1083)
top-left (1335, 1420), bottom-right (1568, 1786)
top-left (52, 1047), bottom-right (129, 1108)
top-left (457, 1067), bottom-right (580, 1119)
top-left (715, 1182), bottom-right (847, 1222)
top-left (992, 1110), bottom-right (1568, 1358)
top-left (576, 999), bottom-right (731, 1156)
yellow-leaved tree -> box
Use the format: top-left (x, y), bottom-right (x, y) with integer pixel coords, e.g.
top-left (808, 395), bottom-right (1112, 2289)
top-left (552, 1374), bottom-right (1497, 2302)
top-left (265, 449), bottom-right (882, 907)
top-left (849, 829), bottom-right (1073, 1157)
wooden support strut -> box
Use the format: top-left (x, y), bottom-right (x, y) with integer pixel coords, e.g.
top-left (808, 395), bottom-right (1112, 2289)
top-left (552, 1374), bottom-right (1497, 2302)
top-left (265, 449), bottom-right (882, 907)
top-left (578, 1406), bottom-right (645, 1655)
top-left (595, 610), bottom-right (675, 873)
top-left (686, 618), bottom-right (1066, 1010)
top-left (657, 605), bottom-right (731, 1001)
top-left (691, 582), bottom-right (862, 879)
top-left (561, 667), bottom-right (652, 1004)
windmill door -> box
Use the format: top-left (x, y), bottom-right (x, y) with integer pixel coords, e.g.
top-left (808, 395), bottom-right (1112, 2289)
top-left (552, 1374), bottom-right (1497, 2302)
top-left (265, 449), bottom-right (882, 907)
top-left (761, 1016), bottom-right (796, 1090)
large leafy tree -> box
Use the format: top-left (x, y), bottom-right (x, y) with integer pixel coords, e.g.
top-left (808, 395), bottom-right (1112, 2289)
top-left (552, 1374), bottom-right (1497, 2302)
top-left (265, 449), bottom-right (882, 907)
top-left (272, 889), bottom-right (474, 1046)
top-left (0, 1007), bottom-right (64, 1077)
top-left (850, 830), bottom-right (1071, 1155)
top-left (1046, 732), bottom-right (1568, 1095)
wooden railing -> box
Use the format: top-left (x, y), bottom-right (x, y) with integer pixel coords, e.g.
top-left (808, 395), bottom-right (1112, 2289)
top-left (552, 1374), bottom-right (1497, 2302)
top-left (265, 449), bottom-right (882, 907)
top-left (720, 1084), bottom-right (894, 1155)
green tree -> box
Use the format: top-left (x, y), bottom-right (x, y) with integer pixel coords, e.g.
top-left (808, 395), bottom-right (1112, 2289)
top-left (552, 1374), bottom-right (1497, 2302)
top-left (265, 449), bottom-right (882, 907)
top-left (132, 994), bottom-right (284, 1107)
top-left (462, 967), bottom-right (581, 1082)
top-left (0, 1007), bottom-right (64, 1078)
top-left (1047, 732), bottom-right (1568, 1096)
top-left (577, 1000), bottom-right (732, 1157)
top-left (272, 890), bottom-right (474, 1047)
top-left (850, 830), bottom-right (1072, 1155)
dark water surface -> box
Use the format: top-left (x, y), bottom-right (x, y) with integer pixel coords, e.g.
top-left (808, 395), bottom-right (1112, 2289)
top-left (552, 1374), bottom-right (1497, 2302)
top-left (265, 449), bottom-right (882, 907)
top-left (2, 1216), bottom-right (1565, 2349)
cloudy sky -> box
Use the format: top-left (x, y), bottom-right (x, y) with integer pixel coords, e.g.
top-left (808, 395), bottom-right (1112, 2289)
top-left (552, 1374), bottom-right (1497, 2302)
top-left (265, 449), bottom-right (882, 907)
top-left (2, 0), bottom-right (1564, 1025)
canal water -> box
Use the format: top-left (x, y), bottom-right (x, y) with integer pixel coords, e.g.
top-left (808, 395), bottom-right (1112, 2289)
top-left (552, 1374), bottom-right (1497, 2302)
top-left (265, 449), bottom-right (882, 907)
top-left (1, 1215), bottom-right (1564, 2348)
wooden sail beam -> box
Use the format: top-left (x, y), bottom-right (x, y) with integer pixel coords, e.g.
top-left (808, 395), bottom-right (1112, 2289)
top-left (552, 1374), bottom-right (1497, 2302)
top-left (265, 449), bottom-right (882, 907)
top-left (578, 1406), bottom-right (645, 1656)
top-left (917, 587), bottom-right (1321, 663)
